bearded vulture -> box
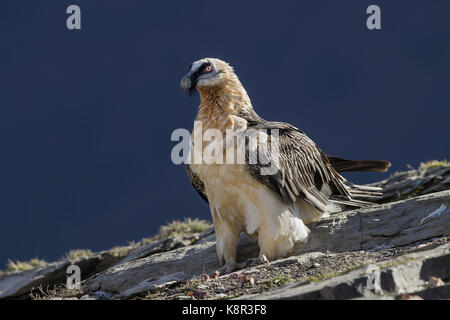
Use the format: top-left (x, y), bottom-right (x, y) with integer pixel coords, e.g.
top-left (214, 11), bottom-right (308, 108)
top-left (180, 58), bottom-right (390, 271)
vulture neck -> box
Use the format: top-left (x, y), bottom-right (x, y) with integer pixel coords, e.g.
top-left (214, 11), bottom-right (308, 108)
top-left (196, 76), bottom-right (252, 123)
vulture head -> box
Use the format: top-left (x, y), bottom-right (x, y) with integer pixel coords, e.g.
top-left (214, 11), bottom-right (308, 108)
top-left (180, 58), bottom-right (234, 95)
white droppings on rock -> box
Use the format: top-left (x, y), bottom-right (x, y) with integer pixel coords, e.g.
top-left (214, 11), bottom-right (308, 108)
top-left (420, 203), bottom-right (447, 225)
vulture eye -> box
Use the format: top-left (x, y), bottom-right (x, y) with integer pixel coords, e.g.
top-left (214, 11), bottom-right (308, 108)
top-left (205, 65), bottom-right (212, 73)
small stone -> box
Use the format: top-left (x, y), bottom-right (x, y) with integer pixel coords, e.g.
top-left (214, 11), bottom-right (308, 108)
top-left (240, 274), bottom-right (250, 284)
top-left (196, 285), bottom-right (208, 290)
top-left (313, 263), bottom-right (321, 268)
top-left (193, 290), bottom-right (208, 300)
top-left (271, 257), bottom-right (299, 267)
top-left (177, 295), bottom-right (194, 300)
top-left (231, 272), bottom-right (240, 279)
top-left (91, 291), bottom-right (112, 299)
top-left (427, 276), bottom-right (444, 288)
top-left (260, 255), bottom-right (269, 264)
top-left (249, 277), bottom-right (255, 286)
top-left (214, 286), bottom-right (226, 293)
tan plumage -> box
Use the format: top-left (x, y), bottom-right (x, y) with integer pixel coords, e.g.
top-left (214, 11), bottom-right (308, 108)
top-left (180, 58), bottom-right (390, 269)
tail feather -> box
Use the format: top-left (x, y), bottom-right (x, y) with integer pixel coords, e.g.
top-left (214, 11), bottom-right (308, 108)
top-left (327, 155), bottom-right (391, 173)
top-left (345, 181), bottom-right (383, 198)
top-left (324, 156), bottom-right (391, 211)
top-left (329, 196), bottom-right (373, 207)
top-left (329, 181), bottom-right (385, 209)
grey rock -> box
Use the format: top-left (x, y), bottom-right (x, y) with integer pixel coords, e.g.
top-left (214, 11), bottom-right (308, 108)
top-left (365, 166), bottom-right (450, 203)
top-left (78, 191), bottom-right (449, 299)
top-left (83, 235), bottom-right (258, 297)
top-left (295, 191), bottom-right (450, 255)
top-left (196, 284), bottom-right (208, 290)
top-left (118, 235), bottom-right (198, 265)
top-left (269, 257), bottom-right (301, 267)
top-left (89, 290), bottom-right (115, 300)
top-left (0, 250), bottom-right (124, 299)
top-left (197, 228), bottom-right (216, 242)
top-left (0, 234), bottom-right (209, 299)
top-left (236, 242), bottom-right (450, 300)
top-left (407, 283), bottom-right (450, 300)
top-left (214, 286), bottom-right (226, 293)
top-left (120, 271), bottom-right (187, 298)
top-left (1, 170), bottom-right (449, 300)
top-left (0, 260), bottom-right (69, 299)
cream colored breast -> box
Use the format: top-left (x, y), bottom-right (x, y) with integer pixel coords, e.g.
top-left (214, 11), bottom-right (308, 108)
top-left (195, 163), bottom-right (262, 224)
top-left (190, 113), bottom-right (265, 226)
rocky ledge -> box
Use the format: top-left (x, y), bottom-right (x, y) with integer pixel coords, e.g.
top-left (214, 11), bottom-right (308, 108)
top-left (0, 163), bottom-right (449, 300)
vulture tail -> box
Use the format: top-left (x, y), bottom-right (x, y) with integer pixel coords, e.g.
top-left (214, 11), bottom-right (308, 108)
top-left (327, 155), bottom-right (391, 173)
top-left (330, 183), bottom-right (384, 208)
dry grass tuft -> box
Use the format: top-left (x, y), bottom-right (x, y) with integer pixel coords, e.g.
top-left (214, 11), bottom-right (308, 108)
top-left (1, 258), bottom-right (47, 274)
top-left (30, 284), bottom-right (83, 300)
top-left (65, 249), bottom-right (94, 261)
top-left (147, 218), bottom-right (212, 242)
top-left (419, 160), bottom-right (450, 171)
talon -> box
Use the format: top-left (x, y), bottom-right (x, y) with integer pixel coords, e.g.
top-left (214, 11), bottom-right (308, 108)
top-left (218, 262), bottom-right (237, 275)
top-left (246, 255), bottom-right (269, 267)
top-left (260, 254), bottom-right (269, 264)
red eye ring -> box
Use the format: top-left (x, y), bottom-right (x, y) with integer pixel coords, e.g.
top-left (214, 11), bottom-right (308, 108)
top-left (205, 65), bottom-right (212, 73)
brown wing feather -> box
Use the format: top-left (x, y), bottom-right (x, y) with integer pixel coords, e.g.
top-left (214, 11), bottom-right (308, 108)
top-left (186, 164), bottom-right (208, 204)
top-left (327, 155), bottom-right (391, 172)
top-left (244, 122), bottom-right (351, 212)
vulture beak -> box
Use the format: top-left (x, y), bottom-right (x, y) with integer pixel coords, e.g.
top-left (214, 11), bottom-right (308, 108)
top-left (180, 71), bottom-right (196, 95)
top-left (180, 74), bottom-right (192, 91)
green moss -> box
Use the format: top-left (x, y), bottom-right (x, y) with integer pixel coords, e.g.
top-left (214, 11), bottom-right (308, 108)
top-left (302, 272), bottom-right (341, 283)
top-left (298, 264), bottom-right (361, 284)
top-left (143, 277), bottom-right (203, 300)
top-left (262, 273), bottom-right (292, 289)
top-left (378, 258), bottom-right (416, 269)
top-left (409, 185), bottom-right (425, 197)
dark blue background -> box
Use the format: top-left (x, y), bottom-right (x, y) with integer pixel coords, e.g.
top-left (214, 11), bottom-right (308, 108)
top-left (1, 1), bottom-right (449, 267)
